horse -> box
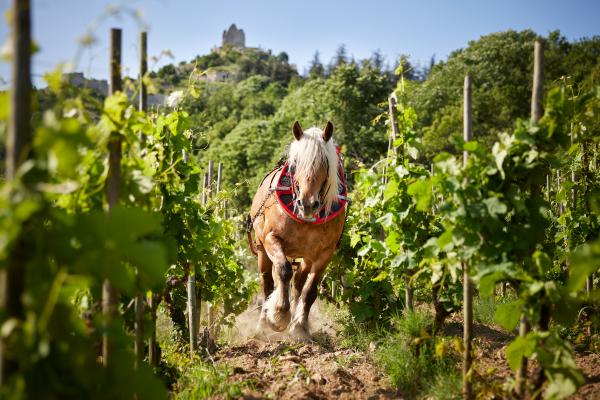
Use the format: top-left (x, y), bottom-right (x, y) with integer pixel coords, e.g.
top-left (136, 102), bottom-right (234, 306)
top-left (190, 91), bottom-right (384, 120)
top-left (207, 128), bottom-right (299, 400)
top-left (247, 121), bottom-right (346, 341)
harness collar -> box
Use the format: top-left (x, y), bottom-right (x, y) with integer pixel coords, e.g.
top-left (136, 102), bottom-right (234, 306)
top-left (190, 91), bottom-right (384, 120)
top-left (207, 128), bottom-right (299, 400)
top-left (272, 158), bottom-right (349, 225)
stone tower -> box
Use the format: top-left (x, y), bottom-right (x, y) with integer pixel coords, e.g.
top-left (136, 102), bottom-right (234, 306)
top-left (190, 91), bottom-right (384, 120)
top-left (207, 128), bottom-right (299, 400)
top-left (222, 24), bottom-right (245, 48)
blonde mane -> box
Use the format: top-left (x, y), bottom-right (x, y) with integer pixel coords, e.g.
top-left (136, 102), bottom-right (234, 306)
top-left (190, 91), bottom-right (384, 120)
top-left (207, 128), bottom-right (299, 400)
top-left (287, 127), bottom-right (340, 212)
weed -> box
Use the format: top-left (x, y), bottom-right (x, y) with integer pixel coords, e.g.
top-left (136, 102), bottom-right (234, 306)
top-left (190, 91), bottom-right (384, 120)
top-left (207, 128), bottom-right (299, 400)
top-left (425, 369), bottom-right (462, 400)
top-left (473, 294), bottom-right (516, 326)
top-left (375, 309), bottom-right (461, 399)
top-left (332, 305), bottom-right (384, 351)
top-left (335, 353), bottom-right (361, 368)
top-left (173, 363), bottom-right (252, 400)
top-left (391, 309), bottom-right (432, 338)
top-left (473, 296), bottom-right (497, 325)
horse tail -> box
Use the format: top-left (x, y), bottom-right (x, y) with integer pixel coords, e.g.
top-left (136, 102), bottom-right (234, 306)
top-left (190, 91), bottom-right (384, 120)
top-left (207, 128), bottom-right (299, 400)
top-left (246, 215), bottom-right (258, 256)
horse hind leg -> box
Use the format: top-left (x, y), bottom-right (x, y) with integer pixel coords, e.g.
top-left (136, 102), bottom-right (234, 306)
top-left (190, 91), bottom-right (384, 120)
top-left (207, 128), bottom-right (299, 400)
top-left (291, 259), bottom-right (311, 315)
top-left (262, 233), bottom-right (293, 332)
top-left (289, 270), bottom-right (323, 342)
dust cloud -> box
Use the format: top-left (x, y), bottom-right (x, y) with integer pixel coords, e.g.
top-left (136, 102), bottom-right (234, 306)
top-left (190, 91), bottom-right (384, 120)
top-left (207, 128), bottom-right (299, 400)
top-left (222, 298), bottom-right (336, 343)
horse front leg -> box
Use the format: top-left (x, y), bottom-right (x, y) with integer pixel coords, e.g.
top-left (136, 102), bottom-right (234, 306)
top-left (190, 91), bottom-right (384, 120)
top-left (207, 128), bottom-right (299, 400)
top-left (289, 253), bottom-right (332, 341)
top-left (256, 249), bottom-right (274, 332)
top-left (291, 259), bottom-right (311, 315)
top-left (262, 232), bottom-right (293, 332)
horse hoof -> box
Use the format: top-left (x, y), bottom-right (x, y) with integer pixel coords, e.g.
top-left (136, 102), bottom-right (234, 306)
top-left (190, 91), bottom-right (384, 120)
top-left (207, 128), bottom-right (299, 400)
top-left (267, 310), bottom-right (291, 332)
top-left (289, 323), bottom-right (311, 342)
top-left (264, 291), bottom-right (292, 332)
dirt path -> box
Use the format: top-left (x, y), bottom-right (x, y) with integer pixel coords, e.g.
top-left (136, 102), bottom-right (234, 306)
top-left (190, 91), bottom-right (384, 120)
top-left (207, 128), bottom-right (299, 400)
top-left (213, 338), bottom-right (400, 399)
top-left (208, 303), bottom-right (599, 399)
top-left (211, 301), bottom-right (400, 399)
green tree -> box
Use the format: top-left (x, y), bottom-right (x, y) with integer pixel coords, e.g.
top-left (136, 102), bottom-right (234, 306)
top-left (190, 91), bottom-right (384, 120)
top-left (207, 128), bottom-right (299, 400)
top-left (308, 50), bottom-right (325, 78)
top-left (410, 30), bottom-right (600, 158)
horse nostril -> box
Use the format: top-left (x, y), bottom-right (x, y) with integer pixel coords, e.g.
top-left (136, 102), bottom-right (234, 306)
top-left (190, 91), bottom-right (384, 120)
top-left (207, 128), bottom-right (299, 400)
top-left (297, 199), bottom-right (319, 211)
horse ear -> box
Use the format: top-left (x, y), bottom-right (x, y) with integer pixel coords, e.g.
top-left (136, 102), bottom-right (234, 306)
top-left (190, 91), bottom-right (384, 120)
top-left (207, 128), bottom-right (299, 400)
top-left (293, 121), bottom-right (303, 141)
top-left (322, 121), bottom-right (334, 142)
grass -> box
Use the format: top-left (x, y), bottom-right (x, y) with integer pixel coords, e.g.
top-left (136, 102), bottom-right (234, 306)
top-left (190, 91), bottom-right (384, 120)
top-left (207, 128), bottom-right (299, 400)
top-left (329, 304), bottom-right (462, 399)
top-left (426, 369), bottom-right (462, 400)
top-left (473, 296), bottom-right (498, 325)
top-left (328, 304), bottom-right (384, 351)
top-left (473, 293), bottom-right (517, 325)
top-left (373, 310), bottom-right (462, 399)
top-left (156, 306), bottom-right (255, 398)
top-left (173, 363), bottom-right (253, 400)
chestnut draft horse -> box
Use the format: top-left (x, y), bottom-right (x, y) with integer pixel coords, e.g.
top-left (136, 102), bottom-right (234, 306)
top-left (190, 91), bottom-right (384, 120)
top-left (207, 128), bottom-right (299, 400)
top-left (247, 121), bottom-right (346, 341)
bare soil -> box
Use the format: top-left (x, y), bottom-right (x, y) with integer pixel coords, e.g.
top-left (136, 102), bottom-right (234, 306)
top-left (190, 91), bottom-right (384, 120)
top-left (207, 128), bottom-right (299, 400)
top-left (209, 303), bottom-right (599, 399)
top-left (213, 337), bottom-right (400, 400)
top-left (213, 301), bottom-right (400, 399)
top-left (445, 318), bottom-right (600, 399)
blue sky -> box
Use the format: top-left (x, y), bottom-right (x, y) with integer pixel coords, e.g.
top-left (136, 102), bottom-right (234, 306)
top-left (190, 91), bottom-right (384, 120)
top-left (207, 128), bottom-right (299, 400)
top-left (1, 0), bottom-right (599, 88)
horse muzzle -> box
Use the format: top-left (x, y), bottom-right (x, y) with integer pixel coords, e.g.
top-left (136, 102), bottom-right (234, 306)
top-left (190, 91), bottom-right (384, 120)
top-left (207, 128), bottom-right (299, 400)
top-left (295, 198), bottom-right (321, 218)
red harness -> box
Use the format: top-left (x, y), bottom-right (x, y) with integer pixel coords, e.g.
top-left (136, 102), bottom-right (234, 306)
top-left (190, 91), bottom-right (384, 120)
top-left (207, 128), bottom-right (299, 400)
top-left (273, 157), bottom-right (349, 224)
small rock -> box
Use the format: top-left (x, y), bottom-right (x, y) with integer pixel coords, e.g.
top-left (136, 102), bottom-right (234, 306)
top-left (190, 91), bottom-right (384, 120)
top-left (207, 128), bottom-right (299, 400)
top-left (311, 373), bottom-right (327, 385)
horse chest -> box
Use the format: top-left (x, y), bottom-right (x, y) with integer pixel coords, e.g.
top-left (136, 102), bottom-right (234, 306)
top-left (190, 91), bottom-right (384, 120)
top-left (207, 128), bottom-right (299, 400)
top-left (273, 214), bottom-right (344, 260)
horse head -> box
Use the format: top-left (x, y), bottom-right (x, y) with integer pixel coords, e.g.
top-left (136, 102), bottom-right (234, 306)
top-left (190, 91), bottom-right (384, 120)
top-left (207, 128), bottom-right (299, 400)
top-left (288, 121), bottom-right (339, 219)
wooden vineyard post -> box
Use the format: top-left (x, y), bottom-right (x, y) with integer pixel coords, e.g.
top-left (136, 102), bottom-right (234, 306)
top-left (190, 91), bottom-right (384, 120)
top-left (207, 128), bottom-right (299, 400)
top-left (207, 161), bottom-right (218, 336)
top-left (588, 145), bottom-right (598, 294)
top-left (556, 170), bottom-right (564, 215)
top-left (382, 94), bottom-right (400, 185)
top-left (216, 162), bottom-right (223, 199)
top-left (531, 40), bottom-right (544, 123)
top-left (139, 31), bottom-right (148, 115)
top-left (103, 27), bottom-right (122, 367)
top-left (563, 123), bottom-right (576, 272)
top-left (148, 294), bottom-right (159, 366)
top-left (209, 162), bottom-right (224, 335)
top-left (388, 93), bottom-right (399, 158)
top-left (187, 262), bottom-right (198, 357)
top-left (387, 92), bottom-right (413, 311)
top-left (199, 172), bottom-right (209, 331)
top-left (530, 40), bottom-right (544, 125)
top-left (0, 0), bottom-right (31, 384)
top-left (404, 276), bottom-right (414, 312)
top-left (139, 30), bottom-right (148, 142)
top-left (134, 31), bottom-right (147, 367)
top-left (208, 160), bottom-right (214, 198)
top-left (581, 141), bottom-right (593, 337)
top-left (517, 39), bottom-right (544, 398)
top-left (462, 74), bottom-right (474, 400)
top-left (570, 125), bottom-right (577, 220)
top-left (188, 173), bottom-right (209, 356)
top-left (202, 172), bottom-right (209, 206)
